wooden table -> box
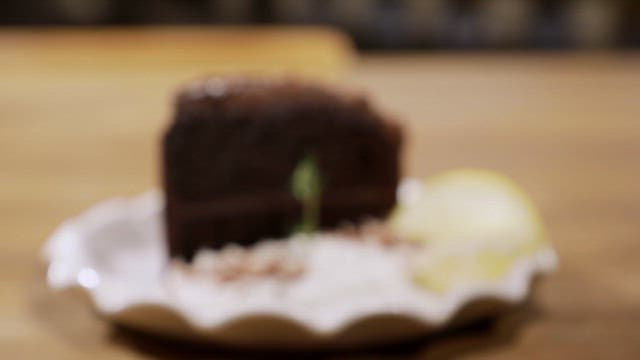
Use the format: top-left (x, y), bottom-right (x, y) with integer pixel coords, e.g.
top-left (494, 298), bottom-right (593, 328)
top-left (2, 28), bottom-right (639, 359)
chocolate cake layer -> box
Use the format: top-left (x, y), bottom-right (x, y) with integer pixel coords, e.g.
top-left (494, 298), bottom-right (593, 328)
top-left (163, 77), bottom-right (402, 260)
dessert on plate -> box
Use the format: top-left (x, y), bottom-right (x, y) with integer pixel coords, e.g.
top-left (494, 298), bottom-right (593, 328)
top-left (42, 75), bottom-right (556, 347)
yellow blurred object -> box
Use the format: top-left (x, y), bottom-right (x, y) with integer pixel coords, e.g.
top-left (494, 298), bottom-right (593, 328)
top-left (390, 168), bottom-right (546, 248)
top-left (389, 169), bottom-right (548, 292)
top-left (412, 249), bottom-right (515, 293)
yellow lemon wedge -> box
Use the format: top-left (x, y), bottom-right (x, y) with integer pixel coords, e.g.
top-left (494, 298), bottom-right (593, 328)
top-left (389, 169), bottom-right (548, 291)
top-left (390, 168), bottom-right (546, 249)
top-left (411, 248), bottom-right (519, 292)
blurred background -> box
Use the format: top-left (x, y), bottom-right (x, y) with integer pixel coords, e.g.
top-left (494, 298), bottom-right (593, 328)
top-left (2, 0), bottom-right (640, 359)
top-left (2, 0), bottom-right (640, 49)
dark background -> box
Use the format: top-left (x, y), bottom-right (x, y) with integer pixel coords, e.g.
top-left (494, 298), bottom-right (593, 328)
top-left (2, 0), bottom-right (640, 49)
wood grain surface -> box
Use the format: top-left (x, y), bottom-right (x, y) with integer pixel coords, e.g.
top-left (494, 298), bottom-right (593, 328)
top-left (1, 28), bottom-right (639, 359)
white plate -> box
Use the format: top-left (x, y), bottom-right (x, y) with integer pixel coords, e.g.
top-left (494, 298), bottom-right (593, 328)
top-left (42, 189), bottom-right (557, 348)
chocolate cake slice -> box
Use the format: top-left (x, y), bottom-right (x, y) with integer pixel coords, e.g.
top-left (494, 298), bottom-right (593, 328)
top-left (163, 77), bottom-right (402, 260)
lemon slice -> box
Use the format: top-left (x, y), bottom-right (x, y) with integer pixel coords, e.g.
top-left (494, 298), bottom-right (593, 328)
top-left (389, 169), bottom-right (548, 291)
top-left (412, 248), bottom-right (516, 293)
top-left (390, 168), bottom-right (546, 249)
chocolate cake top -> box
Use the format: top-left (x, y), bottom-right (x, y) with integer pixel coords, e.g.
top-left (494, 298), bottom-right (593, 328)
top-left (175, 76), bottom-right (374, 124)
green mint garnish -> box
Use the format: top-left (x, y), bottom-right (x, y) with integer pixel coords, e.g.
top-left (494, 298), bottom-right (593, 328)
top-left (290, 154), bottom-right (322, 234)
